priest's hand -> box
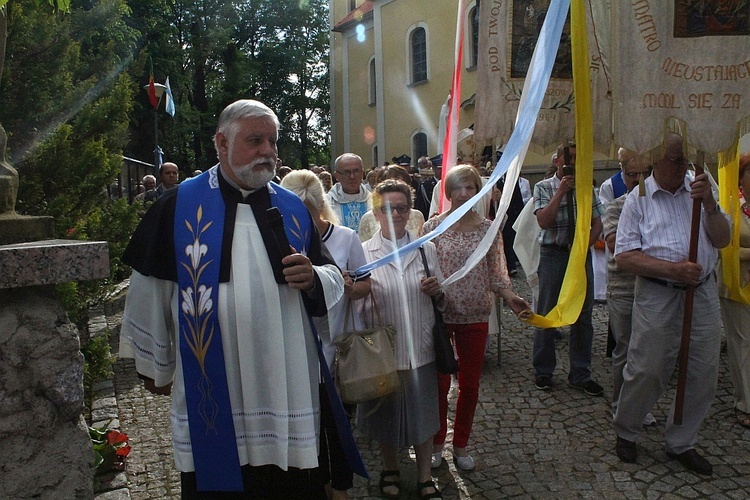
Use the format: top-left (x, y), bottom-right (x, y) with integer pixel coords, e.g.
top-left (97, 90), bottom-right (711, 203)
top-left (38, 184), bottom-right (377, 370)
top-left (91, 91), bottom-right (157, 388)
top-left (282, 253), bottom-right (316, 291)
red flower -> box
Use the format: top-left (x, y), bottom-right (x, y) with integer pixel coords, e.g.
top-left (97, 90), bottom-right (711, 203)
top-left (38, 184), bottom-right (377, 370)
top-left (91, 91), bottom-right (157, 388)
top-left (116, 444), bottom-right (132, 457)
top-left (107, 430), bottom-right (128, 446)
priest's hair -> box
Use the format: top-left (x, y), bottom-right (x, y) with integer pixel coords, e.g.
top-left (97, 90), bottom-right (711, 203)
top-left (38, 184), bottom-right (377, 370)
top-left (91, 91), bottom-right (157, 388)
top-left (213, 99), bottom-right (281, 149)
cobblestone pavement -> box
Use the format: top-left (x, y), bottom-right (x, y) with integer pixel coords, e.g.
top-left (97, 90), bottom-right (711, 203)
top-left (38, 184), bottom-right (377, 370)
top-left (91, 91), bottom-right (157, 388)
top-left (109, 272), bottom-right (750, 499)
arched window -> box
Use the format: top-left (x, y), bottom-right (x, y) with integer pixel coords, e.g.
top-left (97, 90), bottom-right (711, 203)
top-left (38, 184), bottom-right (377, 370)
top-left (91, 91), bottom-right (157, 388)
top-left (410, 27), bottom-right (428, 84)
top-left (368, 56), bottom-right (376, 105)
top-left (469, 5), bottom-right (479, 68)
top-left (412, 132), bottom-right (427, 161)
top-left (349, 0), bottom-right (357, 12)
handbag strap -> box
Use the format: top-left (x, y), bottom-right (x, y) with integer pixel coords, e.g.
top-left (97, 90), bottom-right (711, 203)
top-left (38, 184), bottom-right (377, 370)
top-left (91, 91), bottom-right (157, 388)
top-left (418, 246), bottom-right (441, 313)
top-left (343, 292), bottom-right (386, 333)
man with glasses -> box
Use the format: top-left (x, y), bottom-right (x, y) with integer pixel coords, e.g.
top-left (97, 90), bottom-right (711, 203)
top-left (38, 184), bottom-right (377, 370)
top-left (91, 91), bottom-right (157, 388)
top-left (599, 148), bottom-right (641, 356)
top-left (603, 153), bottom-right (656, 427)
top-left (326, 153), bottom-right (371, 233)
top-left (613, 132), bottom-right (730, 475)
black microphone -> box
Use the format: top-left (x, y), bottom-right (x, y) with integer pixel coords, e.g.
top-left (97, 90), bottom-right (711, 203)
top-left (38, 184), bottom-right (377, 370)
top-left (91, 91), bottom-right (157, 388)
top-left (266, 207), bottom-right (293, 258)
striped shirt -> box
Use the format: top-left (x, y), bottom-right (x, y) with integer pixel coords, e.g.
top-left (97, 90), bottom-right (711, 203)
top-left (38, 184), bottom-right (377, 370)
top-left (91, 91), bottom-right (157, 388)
top-left (614, 172), bottom-right (728, 282)
top-left (534, 175), bottom-right (604, 246)
top-left (361, 231), bottom-right (443, 370)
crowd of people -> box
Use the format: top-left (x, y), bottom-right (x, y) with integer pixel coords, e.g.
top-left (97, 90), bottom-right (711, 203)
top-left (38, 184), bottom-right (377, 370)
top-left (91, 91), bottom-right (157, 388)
top-left (119, 99), bottom-right (749, 499)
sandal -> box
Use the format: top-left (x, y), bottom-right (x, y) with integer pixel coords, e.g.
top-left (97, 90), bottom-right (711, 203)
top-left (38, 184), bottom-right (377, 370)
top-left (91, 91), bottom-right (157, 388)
top-left (417, 480), bottom-right (443, 499)
top-left (737, 410), bottom-right (750, 429)
top-left (379, 470), bottom-right (401, 499)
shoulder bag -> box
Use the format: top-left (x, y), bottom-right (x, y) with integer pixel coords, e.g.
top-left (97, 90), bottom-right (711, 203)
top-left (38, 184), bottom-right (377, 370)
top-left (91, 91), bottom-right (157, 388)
top-left (418, 246), bottom-right (459, 374)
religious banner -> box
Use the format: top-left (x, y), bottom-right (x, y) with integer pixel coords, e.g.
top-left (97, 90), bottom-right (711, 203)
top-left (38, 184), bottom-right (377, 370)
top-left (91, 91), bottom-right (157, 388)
top-left (613, 1), bottom-right (750, 154)
top-left (475, 0), bottom-right (613, 155)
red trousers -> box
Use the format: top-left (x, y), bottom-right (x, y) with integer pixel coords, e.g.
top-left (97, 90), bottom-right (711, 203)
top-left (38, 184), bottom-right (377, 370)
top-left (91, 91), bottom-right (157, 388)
top-left (434, 322), bottom-right (488, 449)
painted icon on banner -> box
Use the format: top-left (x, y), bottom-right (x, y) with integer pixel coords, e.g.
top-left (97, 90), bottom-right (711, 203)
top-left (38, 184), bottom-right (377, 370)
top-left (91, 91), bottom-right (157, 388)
top-left (510, 0), bottom-right (572, 79)
top-left (674, 0), bottom-right (750, 37)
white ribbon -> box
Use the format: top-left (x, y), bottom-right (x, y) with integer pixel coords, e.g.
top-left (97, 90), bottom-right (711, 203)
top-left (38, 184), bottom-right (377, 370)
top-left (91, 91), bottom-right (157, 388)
top-left (354, 0), bottom-right (571, 279)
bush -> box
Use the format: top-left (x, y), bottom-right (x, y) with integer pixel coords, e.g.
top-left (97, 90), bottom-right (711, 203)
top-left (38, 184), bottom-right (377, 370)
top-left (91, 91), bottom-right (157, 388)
top-left (81, 333), bottom-right (115, 411)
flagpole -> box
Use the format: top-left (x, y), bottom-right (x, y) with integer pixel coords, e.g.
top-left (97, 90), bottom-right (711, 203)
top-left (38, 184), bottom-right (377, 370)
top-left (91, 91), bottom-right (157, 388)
top-left (153, 108), bottom-right (160, 171)
top-left (143, 83), bottom-right (166, 172)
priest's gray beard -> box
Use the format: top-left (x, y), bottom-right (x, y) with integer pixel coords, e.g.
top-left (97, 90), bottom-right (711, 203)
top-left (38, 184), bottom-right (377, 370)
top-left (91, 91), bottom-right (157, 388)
top-left (231, 157), bottom-right (276, 189)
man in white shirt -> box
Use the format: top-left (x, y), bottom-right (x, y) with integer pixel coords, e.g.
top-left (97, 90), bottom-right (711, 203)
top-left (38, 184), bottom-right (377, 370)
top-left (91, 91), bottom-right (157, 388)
top-left (613, 132), bottom-right (730, 475)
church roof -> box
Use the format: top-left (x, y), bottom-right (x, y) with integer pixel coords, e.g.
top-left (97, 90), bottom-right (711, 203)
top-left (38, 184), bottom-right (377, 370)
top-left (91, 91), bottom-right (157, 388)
top-left (332, 1), bottom-right (374, 33)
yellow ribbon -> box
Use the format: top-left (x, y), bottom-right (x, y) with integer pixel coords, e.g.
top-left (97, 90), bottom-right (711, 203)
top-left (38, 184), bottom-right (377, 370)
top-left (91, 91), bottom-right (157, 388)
top-left (718, 145), bottom-right (750, 304)
top-left (525, 0), bottom-right (593, 329)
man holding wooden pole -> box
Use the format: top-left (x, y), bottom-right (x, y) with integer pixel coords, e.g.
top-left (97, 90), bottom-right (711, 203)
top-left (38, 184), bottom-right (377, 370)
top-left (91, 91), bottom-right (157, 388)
top-left (612, 132), bottom-right (730, 475)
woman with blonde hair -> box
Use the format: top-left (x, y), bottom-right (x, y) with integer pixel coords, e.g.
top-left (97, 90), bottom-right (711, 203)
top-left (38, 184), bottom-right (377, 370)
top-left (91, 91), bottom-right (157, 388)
top-left (421, 164), bottom-right (528, 471)
top-left (281, 169), bottom-right (371, 499)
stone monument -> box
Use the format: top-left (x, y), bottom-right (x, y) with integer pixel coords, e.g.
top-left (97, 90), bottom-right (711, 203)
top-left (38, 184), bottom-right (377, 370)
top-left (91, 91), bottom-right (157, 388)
top-left (0, 122), bottom-right (109, 498)
top-left (0, 124), bottom-right (54, 245)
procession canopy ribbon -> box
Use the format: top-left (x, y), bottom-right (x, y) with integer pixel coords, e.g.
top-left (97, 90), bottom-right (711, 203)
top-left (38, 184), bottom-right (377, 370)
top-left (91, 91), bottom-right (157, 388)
top-left (524, 0), bottom-right (594, 329)
top-left (354, 0), bottom-right (572, 283)
top-left (719, 144), bottom-right (750, 304)
top-left (438, 0), bottom-right (466, 213)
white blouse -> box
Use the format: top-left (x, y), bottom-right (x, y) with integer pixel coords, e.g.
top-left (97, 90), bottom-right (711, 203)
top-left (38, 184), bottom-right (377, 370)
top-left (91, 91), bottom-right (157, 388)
top-left (360, 231), bottom-right (444, 370)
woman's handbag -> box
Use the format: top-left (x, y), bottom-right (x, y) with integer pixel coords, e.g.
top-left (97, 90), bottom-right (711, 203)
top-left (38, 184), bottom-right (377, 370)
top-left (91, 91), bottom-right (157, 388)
top-left (419, 247), bottom-right (459, 375)
top-left (334, 296), bottom-right (399, 405)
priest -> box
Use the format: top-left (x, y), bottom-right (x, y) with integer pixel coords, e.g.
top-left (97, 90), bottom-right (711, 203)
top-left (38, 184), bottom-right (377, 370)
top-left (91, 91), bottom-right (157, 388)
top-left (119, 99), bottom-right (366, 497)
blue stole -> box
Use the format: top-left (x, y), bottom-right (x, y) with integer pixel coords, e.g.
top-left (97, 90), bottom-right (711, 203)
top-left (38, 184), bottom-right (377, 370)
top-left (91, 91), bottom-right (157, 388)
top-left (610, 171), bottom-right (627, 200)
top-left (174, 167), bottom-right (366, 491)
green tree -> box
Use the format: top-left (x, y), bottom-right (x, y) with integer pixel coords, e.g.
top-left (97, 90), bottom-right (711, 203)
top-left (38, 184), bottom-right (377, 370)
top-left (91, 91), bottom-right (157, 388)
top-left (126, 0), bottom-right (332, 171)
top-left (1, 0), bottom-right (142, 327)
top-left (261, 0), bottom-right (331, 168)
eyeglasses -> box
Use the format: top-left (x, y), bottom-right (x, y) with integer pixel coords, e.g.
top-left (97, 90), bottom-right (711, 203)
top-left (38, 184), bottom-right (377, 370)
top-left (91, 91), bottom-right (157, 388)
top-left (624, 170), bottom-right (651, 179)
top-left (665, 155), bottom-right (687, 165)
top-left (336, 169), bottom-right (362, 178)
top-left (379, 205), bottom-right (410, 215)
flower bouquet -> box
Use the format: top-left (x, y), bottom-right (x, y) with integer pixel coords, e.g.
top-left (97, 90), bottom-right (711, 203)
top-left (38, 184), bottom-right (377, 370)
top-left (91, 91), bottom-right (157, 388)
top-left (89, 425), bottom-right (131, 474)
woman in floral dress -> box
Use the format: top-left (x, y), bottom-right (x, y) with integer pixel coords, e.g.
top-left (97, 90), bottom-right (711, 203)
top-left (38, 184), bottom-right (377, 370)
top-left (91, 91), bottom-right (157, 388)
top-left (421, 165), bottom-right (528, 471)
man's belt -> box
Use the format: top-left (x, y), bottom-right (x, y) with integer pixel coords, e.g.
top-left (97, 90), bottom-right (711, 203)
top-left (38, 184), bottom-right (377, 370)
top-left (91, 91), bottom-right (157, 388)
top-left (642, 275), bottom-right (709, 291)
top-left (540, 243), bottom-right (571, 251)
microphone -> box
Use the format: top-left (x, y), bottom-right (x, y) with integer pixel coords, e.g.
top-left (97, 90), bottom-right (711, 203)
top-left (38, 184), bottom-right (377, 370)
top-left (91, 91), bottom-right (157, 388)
top-left (266, 207), bottom-right (293, 258)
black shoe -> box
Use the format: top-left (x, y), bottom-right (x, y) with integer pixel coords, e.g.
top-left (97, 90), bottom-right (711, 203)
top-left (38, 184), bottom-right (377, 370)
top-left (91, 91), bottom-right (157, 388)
top-left (569, 379), bottom-right (604, 397)
top-left (535, 376), bottom-right (553, 391)
top-left (667, 449), bottom-right (713, 475)
top-left (615, 436), bottom-right (637, 463)
top-left (417, 480), bottom-right (443, 499)
top-left (379, 470), bottom-right (401, 499)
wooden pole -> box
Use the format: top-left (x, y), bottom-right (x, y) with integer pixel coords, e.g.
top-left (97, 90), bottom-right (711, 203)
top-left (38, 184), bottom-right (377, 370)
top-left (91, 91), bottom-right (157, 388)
top-left (673, 151), bottom-right (705, 425)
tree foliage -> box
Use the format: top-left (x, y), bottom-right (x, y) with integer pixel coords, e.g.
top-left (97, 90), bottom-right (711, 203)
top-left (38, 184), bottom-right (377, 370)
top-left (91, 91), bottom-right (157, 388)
top-left (1, 0), bottom-right (141, 327)
top-left (0, 0), bottom-right (332, 325)
top-left (127, 0), bottom-right (332, 171)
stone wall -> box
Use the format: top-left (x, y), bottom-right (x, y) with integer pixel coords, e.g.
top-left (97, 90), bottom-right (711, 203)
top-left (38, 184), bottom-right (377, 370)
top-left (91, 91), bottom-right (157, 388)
top-left (0, 286), bottom-right (93, 499)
